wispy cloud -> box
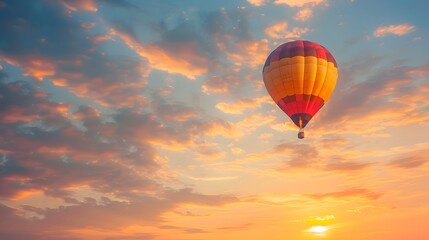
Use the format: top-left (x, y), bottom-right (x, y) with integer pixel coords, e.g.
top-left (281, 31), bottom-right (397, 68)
top-left (194, 146), bottom-right (227, 160)
top-left (216, 96), bottom-right (271, 114)
top-left (373, 24), bottom-right (415, 37)
top-left (110, 27), bottom-right (209, 80)
top-left (59, 0), bottom-right (98, 12)
top-left (388, 149), bottom-right (429, 169)
top-left (202, 73), bottom-right (245, 94)
top-left (246, 0), bottom-right (269, 6)
top-left (264, 21), bottom-right (309, 39)
top-left (312, 59), bottom-right (429, 137)
top-left (307, 188), bottom-right (382, 200)
top-left (274, 0), bottom-right (326, 21)
top-left (294, 8), bottom-right (313, 21)
top-left (274, 0), bottom-right (325, 7)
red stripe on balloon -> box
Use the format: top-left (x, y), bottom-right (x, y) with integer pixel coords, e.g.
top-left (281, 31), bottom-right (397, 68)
top-left (277, 94), bottom-right (325, 118)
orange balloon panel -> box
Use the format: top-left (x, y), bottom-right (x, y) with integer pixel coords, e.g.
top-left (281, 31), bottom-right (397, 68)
top-left (263, 40), bottom-right (338, 128)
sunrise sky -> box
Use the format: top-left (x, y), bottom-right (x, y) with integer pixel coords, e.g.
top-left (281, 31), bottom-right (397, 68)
top-left (1, 0), bottom-right (429, 239)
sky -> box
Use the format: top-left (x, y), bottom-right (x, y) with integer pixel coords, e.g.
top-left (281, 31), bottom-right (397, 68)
top-left (1, 0), bottom-right (429, 239)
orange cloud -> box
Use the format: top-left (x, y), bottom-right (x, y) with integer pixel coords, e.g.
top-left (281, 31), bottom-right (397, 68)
top-left (405, 63), bottom-right (429, 77)
top-left (80, 22), bottom-right (96, 30)
top-left (199, 120), bottom-right (244, 139)
top-left (110, 28), bottom-right (208, 80)
top-left (237, 113), bottom-right (276, 130)
top-left (51, 58), bottom-right (149, 108)
top-left (308, 188), bottom-right (382, 200)
top-left (264, 22), bottom-right (288, 39)
top-left (273, 0), bottom-right (326, 22)
top-left (88, 34), bottom-right (113, 44)
top-left (1, 56), bottom-right (56, 81)
top-left (202, 74), bottom-right (243, 94)
top-left (9, 189), bottom-right (43, 201)
top-left (373, 24), bottom-right (415, 37)
top-left (194, 146), bottom-right (226, 160)
top-left (274, 0), bottom-right (325, 7)
top-left (59, 0), bottom-right (98, 12)
top-left (270, 121), bottom-right (297, 132)
top-left (258, 133), bottom-right (273, 139)
top-left (72, 106), bottom-right (100, 121)
top-left (264, 21), bottom-right (309, 39)
top-left (294, 8), bottom-right (313, 21)
top-left (151, 100), bottom-right (200, 122)
top-left (388, 149), bottom-right (429, 169)
top-left (216, 96), bottom-right (271, 114)
top-left (309, 64), bottom-right (429, 138)
top-left (231, 147), bottom-right (245, 155)
top-left (246, 0), bottom-right (269, 6)
top-left (323, 160), bottom-right (371, 172)
top-left (1, 106), bottom-right (41, 123)
top-left (224, 39), bottom-right (270, 68)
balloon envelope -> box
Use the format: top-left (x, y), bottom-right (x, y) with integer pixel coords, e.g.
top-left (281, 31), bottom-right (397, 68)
top-left (262, 40), bottom-right (338, 132)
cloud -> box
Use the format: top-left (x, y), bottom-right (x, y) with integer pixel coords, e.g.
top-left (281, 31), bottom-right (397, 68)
top-left (72, 105), bottom-right (100, 121)
top-left (307, 188), bottom-right (382, 200)
top-left (323, 160), bottom-right (371, 172)
top-left (246, 0), bottom-right (269, 6)
top-left (231, 147), bottom-right (245, 155)
top-left (59, 0), bottom-right (98, 12)
top-left (108, 5), bottom-right (266, 100)
top-left (218, 223), bottom-right (253, 230)
top-left (274, 0), bottom-right (325, 7)
top-left (294, 8), bottom-right (313, 21)
top-left (0, 0), bottom-right (150, 108)
top-left (109, 7), bottom-right (257, 80)
top-left (264, 21), bottom-right (309, 39)
top-left (80, 21), bottom-right (96, 29)
top-left (258, 133), bottom-right (273, 139)
top-left (0, 75), bottom-right (243, 239)
top-left (53, 52), bottom-right (150, 108)
top-left (194, 119), bottom-right (244, 139)
top-left (194, 146), bottom-right (226, 160)
top-left (388, 149), bottom-right (429, 169)
top-left (222, 39), bottom-right (270, 68)
top-left (88, 34), bottom-right (113, 43)
top-left (0, 188), bottom-right (239, 239)
top-left (151, 97), bottom-right (200, 122)
top-left (273, 142), bottom-right (319, 168)
top-left (202, 73), bottom-right (244, 94)
top-left (0, 79), bottom-right (184, 200)
top-left (0, 80), bottom-right (68, 124)
top-left (273, 0), bottom-right (326, 21)
top-left (0, 1), bottom-right (92, 60)
top-left (236, 113), bottom-right (276, 132)
top-left (405, 63), bottom-right (429, 77)
top-left (373, 24), bottom-right (415, 37)
top-left (110, 27), bottom-right (209, 80)
top-left (0, 56), bottom-right (57, 81)
top-left (311, 59), bottom-right (429, 137)
top-left (187, 175), bottom-right (238, 181)
top-left (216, 96), bottom-right (271, 114)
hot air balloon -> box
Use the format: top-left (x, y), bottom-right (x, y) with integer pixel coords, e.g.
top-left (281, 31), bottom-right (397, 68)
top-left (262, 40), bottom-right (338, 139)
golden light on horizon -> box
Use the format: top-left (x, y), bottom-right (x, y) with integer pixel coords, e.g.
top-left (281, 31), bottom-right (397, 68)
top-left (306, 226), bottom-right (329, 236)
top-left (304, 214), bottom-right (335, 237)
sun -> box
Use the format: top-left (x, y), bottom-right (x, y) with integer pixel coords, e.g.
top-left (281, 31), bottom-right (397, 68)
top-left (306, 226), bottom-right (329, 236)
top-left (308, 226), bottom-right (328, 233)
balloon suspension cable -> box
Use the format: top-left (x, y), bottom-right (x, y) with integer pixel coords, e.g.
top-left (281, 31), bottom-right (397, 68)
top-left (298, 117), bottom-right (305, 139)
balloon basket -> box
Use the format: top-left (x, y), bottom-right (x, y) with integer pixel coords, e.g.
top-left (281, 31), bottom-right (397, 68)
top-left (298, 129), bottom-right (305, 139)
